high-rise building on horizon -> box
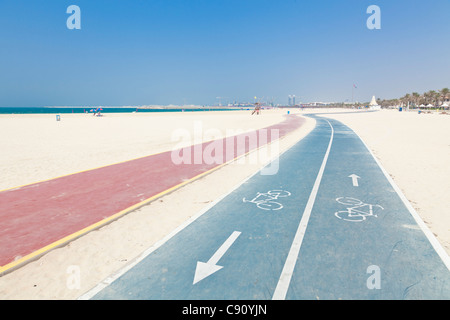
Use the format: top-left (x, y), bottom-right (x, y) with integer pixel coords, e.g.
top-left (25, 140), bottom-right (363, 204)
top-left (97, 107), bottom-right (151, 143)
top-left (288, 95), bottom-right (296, 106)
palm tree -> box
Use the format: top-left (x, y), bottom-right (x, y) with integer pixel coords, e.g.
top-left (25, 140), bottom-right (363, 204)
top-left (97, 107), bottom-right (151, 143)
top-left (412, 92), bottom-right (420, 108)
top-left (433, 90), bottom-right (440, 106)
top-left (382, 88), bottom-right (448, 110)
top-left (423, 90), bottom-right (438, 106)
top-left (392, 98), bottom-right (399, 107)
top-left (440, 88), bottom-right (449, 102)
top-left (437, 88), bottom-right (449, 110)
top-left (403, 93), bottom-right (411, 107)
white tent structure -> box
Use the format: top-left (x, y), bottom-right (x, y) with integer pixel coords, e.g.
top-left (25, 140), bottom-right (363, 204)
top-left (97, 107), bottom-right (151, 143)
top-left (369, 96), bottom-right (381, 110)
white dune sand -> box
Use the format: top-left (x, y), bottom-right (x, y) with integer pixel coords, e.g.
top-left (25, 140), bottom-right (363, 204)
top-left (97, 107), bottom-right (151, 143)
top-left (0, 108), bottom-right (448, 299)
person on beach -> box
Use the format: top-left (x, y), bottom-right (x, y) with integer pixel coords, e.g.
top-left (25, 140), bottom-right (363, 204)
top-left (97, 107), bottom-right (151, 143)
top-left (252, 103), bottom-right (261, 115)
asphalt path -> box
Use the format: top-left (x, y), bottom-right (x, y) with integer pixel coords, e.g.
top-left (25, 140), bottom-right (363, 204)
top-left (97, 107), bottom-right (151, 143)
top-left (83, 114), bottom-right (450, 300)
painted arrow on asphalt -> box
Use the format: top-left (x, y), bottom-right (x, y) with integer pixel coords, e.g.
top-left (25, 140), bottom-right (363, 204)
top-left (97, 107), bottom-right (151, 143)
top-left (193, 231), bottom-right (241, 284)
top-left (348, 174), bottom-right (360, 187)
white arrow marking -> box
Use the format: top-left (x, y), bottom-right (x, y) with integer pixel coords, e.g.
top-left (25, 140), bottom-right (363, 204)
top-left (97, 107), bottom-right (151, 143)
top-left (193, 231), bottom-right (241, 285)
top-left (348, 174), bottom-right (360, 187)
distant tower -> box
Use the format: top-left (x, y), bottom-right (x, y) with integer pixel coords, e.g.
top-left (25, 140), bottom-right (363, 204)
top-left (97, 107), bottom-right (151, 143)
top-left (292, 95), bottom-right (296, 106)
top-left (369, 96), bottom-right (378, 106)
top-left (288, 95), bottom-right (292, 106)
top-left (369, 95), bottom-right (381, 110)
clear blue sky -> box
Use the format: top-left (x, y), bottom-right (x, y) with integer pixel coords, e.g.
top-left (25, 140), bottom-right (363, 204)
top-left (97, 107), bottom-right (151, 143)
top-left (0, 0), bottom-right (449, 107)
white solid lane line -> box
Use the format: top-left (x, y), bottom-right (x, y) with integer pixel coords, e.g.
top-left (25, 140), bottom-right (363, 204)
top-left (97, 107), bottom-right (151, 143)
top-left (272, 120), bottom-right (334, 300)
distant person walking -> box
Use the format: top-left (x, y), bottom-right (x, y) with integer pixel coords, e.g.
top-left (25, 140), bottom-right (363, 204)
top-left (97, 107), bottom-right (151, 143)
top-left (252, 103), bottom-right (261, 115)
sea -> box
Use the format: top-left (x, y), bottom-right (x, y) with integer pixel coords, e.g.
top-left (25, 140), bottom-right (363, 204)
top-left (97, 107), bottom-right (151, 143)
top-left (0, 106), bottom-right (240, 114)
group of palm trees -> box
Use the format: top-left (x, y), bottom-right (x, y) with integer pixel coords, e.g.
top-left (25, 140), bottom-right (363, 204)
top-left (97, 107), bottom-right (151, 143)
top-left (376, 88), bottom-right (450, 109)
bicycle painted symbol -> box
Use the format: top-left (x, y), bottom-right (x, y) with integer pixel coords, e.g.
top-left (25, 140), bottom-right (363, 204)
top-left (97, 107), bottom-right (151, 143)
top-left (334, 197), bottom-right (384, 222)
top-left (243, 190), bottom-right (291, 211)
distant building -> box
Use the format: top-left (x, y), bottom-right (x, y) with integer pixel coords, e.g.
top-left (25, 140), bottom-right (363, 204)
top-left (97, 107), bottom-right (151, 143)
top-left (288, 95), bottom-right (296, 106)
top-left (369, 95), bottom-right (381, 110)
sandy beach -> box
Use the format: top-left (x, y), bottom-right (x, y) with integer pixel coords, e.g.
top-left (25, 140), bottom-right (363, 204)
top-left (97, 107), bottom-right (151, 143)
top-left (0, 108), bottom-right (448, 299)
top-left (0, 110), bottom-right (289, 191)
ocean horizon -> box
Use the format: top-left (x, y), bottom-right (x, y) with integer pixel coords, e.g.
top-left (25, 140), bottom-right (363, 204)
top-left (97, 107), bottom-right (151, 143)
top-left (0, 106), bottom-right (242, 114)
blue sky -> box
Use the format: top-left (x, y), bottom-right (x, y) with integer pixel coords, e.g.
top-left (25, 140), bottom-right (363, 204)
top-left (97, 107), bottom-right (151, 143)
top-left (0, 0), bottom-right (449, 107)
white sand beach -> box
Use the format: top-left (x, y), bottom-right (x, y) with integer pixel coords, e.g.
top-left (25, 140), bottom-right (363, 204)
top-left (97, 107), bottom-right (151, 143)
top-left (0, 110), bottom-right (288, 191)
top-left (0, 108), bottom-right (448, 299)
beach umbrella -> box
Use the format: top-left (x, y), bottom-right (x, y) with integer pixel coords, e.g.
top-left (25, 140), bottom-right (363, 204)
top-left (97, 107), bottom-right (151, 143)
top-left (426, 104), bottom-right (433, 108)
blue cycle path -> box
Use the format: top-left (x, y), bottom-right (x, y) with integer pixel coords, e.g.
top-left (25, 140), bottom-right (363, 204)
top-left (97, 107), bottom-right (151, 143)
top-left (86, 114), bottom-right (450, 300)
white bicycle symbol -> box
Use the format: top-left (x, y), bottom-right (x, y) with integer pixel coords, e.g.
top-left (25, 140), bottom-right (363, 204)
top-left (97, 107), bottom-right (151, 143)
top-left (334, 197), bottom-right (384, 222)
top-left (243, 190), bottom-right (291, 211)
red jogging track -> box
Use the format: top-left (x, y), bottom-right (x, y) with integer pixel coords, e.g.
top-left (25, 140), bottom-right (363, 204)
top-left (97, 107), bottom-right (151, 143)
top-left (0, 115), bottom-right (305, 274)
